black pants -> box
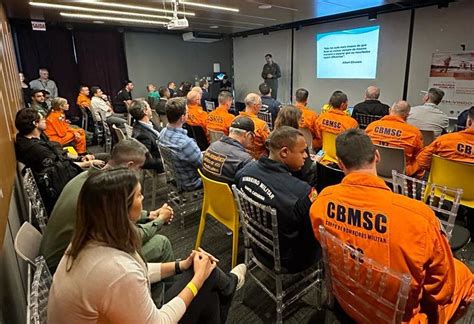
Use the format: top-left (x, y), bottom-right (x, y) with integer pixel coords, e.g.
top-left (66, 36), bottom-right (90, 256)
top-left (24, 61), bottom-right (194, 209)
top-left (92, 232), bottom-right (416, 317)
top-left (164, 268), bottom-right (238, 324)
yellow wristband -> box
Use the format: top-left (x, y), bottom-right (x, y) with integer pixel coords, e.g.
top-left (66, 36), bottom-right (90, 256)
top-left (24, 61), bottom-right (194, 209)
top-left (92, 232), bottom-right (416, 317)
top-left (186, 282), bottom-right (198, 297)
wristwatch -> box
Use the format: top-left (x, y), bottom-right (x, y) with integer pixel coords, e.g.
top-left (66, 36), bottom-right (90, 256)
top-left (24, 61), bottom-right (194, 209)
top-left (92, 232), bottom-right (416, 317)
top-left (175, 259), bottom-right (182, 274)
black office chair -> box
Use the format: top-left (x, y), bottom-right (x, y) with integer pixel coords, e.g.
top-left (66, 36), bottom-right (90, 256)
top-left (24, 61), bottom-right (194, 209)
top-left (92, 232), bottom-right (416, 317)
top-left (183, 123), bottom-right (209, 151)
top-left (315, 161), bottom-right (345, 193)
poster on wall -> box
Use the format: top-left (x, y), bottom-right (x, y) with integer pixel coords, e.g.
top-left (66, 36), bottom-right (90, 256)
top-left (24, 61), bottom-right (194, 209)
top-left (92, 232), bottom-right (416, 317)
top-left (428, 51), bottom-right (474, 118)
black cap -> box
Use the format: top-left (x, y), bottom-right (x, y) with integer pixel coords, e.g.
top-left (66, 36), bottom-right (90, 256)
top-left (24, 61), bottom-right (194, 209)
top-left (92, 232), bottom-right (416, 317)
top-left (230, 116), bottom-right (254, 132)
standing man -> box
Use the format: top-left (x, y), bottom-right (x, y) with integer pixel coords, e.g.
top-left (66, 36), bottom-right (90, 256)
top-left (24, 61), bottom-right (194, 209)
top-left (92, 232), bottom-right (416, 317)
top-left (199, 78), bottom-right (211, 109)
top-left (29, 68), bottom-right (58, 107)
top-left (261, 54), bottom-right (281, 100)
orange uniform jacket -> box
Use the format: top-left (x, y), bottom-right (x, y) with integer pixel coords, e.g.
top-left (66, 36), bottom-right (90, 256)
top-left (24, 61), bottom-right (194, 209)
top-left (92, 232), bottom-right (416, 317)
top-left (416, 128), bottom-right (474, 171)
top-left (45, 110), bottom-right (87, 154)
top-left (207, 106), bottom-right (235, 136)
top-left (187, 104), bottom-right (209, 134)
top-left (314, 108), bottom-right (358, 148)
top-left (310, 173), bottom-right (463, 323)
top-left (366, 115), bottom-right (424, 176)
top-left (76, 93), bottom-right (91, 110)
top-left (239, 111), bottom-right (270, 159)
top-left (295, 102), bottom-right (319, 148)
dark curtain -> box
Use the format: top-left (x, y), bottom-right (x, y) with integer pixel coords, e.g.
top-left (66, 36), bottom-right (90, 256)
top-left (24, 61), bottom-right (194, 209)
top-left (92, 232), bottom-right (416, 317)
top-left (73, 30), bottom-right (128, 101)
top-left (14, 25), bottom-right (79, 116)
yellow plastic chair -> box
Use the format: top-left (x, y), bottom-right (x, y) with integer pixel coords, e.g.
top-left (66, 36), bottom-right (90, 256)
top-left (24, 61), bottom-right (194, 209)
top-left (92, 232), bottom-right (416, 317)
top-left (63, 146), bottom-right (78, 156)
top-left (428, 155), bottom-right (474, 208)
top-left (195, 169), bottom-right (240, 267)
top-left (321, 131), bottom-right (338, 164)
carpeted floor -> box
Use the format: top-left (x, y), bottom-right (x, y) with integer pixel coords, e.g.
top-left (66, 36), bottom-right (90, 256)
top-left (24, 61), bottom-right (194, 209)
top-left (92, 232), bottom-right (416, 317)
top-left (139, 173), bottom-right (474, 324)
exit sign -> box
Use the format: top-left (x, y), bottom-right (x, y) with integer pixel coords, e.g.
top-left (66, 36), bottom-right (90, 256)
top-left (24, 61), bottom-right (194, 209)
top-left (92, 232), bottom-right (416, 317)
top-left (31, 21), bottom-right (46, 31)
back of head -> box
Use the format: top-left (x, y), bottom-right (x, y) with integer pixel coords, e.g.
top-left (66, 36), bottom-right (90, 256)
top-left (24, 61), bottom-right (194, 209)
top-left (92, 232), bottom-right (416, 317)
top-left (274, 105), bottom-right (302, 129)
top-left (191, 86), bottom-right (202, 94)
top-left (68, 168), bottom-right (141, 267)
top-left (365, 86), bottom-right (380, 100)
top-left (187, 90), bottom-right (200, 105)
top-left (390, 100), bottom-right (411, 119)
top-left (336, 129), bottom-right (376, 171)
top-left (427, 88), bottom-right (444, 105)
top-left (129, 99), bottom-right (148, 121)
top-left (244, 93), bottom-right (261, 110)
top-left (218, 91), bottom-right (233, 105)
top-left (268, 126), bottom-right (302, 153)
top-left (199, 79), bottom-right (208, 88)
top-left (182, 82), bottom-right (192, 96)
top-left (158, 86), bottom-right (169, 98)
top-left (109, 138), bottom-right (148, 167)
top-left (15, 108), bottom-right (40, 135)
top-left (329, 91), bottom-right (348, 109)
top-left (259, 83), bottom-right (271, 96)
top-left (166, 97), bottom-right (187, 123)
top-left (51, 97), bottom-right (67, 111)
top-left (295, 88), bottom-right (309, 103)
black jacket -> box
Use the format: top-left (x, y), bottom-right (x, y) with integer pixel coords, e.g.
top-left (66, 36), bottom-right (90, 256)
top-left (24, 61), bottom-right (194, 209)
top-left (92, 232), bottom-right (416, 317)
top-left (260, 95), bottom-right (282, 122)
top-left (132, 121), bottom-right (163, 172)
top-left (236, 157), bottom-right (320, 273)
top-left (155, 98), bottom-right (168, 115)
top-left (352, 99), bottom-right (390, 117)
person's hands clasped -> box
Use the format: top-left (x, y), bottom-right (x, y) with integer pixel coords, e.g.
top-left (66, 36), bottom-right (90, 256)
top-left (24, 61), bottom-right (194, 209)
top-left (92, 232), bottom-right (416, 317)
top-left (149, 203), bottom-right (174, 224)
top-left (192, 251), bottom-right (217, 287)
top-left (90, 159), bottom-right (105, 168)
top-left (179, 250), bottom-right (196, 272)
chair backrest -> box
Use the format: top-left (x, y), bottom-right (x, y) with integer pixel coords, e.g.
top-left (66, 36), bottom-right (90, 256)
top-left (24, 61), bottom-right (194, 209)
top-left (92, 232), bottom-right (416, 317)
top-left (428, 155), bottom-right (474, 207)
top-left (151, 109), bottom-right (161, 125)
top-left (420, 130), bottom-right (435, 146)
top-left (112, 124), bottom-right (126, 142)
top-left (299, 128), bottom-right (313, 151)
top-left (208, 129), bottom-right (225, 143)
top-left (315, 161), bottom-right (345, 193)
top-left (231, 185), bottom-right (281, 272)
top-left (318, 225), bottom-right (412, 324)
top-left (198, 169), bottom-right (238, 224)
top-left (321, 131), bottom-right (338, 163)
top-left (374, 144), bottom-right (406, 178)
top-left (22, 168), bottom-right (48, 232)
top-left (183, 123), bottom-right (209, 151)
top-left (354, 113), bottom-right (382, 129)
top-left (257, 111), bottom-right (273, 130)
top-left (204, 100), bottom-right (216, 112)
top-left (14, 222), bottom-right (42, 266)
top-left (158, 144), bottom-right (183, 191)
top-left (392, 170), bottom-right (462, 241)
top-left (124, 123), bottom-right (133, 138)
top-left (30, 256), bottom-right (53, 324)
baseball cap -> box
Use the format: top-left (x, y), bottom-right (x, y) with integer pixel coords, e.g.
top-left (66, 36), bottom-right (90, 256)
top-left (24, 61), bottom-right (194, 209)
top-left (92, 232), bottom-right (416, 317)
top-left (230, 116), bottom-right (255, 133)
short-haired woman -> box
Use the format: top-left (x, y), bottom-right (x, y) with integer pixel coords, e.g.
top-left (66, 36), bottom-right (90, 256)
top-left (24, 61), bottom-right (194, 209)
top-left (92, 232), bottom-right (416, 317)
top-left (48, 168), bottom-right (246, 323)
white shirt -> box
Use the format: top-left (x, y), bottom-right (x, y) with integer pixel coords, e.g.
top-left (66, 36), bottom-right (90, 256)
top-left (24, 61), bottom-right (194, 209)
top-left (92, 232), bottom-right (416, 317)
top-left (407, 103), bottom-right (449, 138)
top-left (91, 96), bottom-right (112, 120)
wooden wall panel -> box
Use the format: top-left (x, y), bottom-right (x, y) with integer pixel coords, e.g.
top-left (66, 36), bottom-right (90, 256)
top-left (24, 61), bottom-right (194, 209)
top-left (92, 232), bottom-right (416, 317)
top-left (0, 3), bottom-right (23, 244)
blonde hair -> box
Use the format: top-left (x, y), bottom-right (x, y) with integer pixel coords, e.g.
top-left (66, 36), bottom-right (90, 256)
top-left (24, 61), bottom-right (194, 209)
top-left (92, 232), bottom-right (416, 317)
top-left (51, 97), bottom-right (68, 111)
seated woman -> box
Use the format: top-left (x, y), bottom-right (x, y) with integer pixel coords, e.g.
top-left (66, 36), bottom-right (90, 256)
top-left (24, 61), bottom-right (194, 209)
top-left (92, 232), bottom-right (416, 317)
top-left (44, 97), bottom-right (87, 155)
top-left (48, 168), bottom-right (246, 324)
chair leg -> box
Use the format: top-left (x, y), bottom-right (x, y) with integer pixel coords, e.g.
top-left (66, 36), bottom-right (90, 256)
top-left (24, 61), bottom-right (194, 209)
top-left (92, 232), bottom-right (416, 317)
top-left (276, 276), bottom-right (284, 324)
top-left (231, 227), bottom-right (239, 268)
top-left (195, 211), bottom-right (207, 250)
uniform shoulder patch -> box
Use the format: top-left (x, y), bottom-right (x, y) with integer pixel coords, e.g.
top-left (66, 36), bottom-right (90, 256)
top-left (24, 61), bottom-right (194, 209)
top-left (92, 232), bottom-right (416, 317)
top-left (308, 187), bottom-right (318, 203)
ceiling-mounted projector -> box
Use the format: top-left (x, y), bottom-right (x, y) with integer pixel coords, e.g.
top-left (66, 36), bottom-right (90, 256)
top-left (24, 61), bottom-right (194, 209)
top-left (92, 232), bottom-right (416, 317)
top-left (167, 17), bottom-right (189, 30)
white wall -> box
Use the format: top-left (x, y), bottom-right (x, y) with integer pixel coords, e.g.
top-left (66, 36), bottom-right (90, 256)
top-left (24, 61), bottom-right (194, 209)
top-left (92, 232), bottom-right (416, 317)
top-left (125, 32), bottom-right (232, 98)
top-left (293, 11), bottom-right (411, 112)
top-left (233, 29), bottom-right (292, 103)
top-left (407, 0), bottom-right (474, 116)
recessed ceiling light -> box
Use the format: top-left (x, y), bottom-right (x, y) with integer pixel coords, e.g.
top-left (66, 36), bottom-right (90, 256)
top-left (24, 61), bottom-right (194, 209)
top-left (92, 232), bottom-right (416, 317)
top-left (29, 2), bottom-right (171, 20)
top-left (209, 25), bottom-right (219, 29)
top-left (60, 12), bottom-right (168, 25)
top-left (77, 1), bottom-right (195, 16)
top-left (258, 4), bottom-right (272, 9)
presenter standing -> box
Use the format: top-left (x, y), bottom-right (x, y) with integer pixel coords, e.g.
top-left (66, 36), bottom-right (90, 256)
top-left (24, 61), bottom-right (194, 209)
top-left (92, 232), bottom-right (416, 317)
top-left (261, 54), bottom-right (281, 100)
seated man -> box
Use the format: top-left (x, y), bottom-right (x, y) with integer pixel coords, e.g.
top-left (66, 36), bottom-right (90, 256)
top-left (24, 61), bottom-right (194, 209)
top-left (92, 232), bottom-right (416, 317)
top-left (207, 90), bottom-right (235, 136)
top-left (76, 85), bottom-right (91, 110)
top-left (259, 82), bottom-right (282, 123)
top-left (365, 100), bottom-right (423, 176)
top-left (416, 106), bottom-right (474, 171)
top-left (294, 88), bottom-right (318, 148)
top-left (407, 87), bottom-right (449, 138)
top-left (155, 86), bottom-right (170, 117)
top-left (114, 80), bottom-right (134, 114)
top-left (239, 93), bottom-right (270, 159)
top-left (321, 90), bottom-right (351, 116)
top-left (39, 139), bottom-right (174, 274)
top-left (186, 90), bottom-right (208, 135)
top-left (90, 86), bottom-right (127, 128)
top-left (15, 108), bottom-right (103, 213)
top-left (236, 126), bottom-right (320, 273)
top-left (30, 89), bottom-right (49, 115)
top-left (45, 97), bottom-right (87, 155)
top-left (129, 99), bottom-right (164, 172)
top-left (159, 97), bottom-right (202, 191)
top-left (202, 117), bottom-right (254, 184)
top-left (315, 91), bottom-right (358, 149)
top-left (310, 129), bottom-right (473, 323)
top-left (352, 86), bottom-right (390, 118)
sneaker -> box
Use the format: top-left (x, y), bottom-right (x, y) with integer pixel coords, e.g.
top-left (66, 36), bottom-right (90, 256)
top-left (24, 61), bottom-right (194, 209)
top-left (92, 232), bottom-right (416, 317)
top-left (230, 264), bottom-right (247, 291)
